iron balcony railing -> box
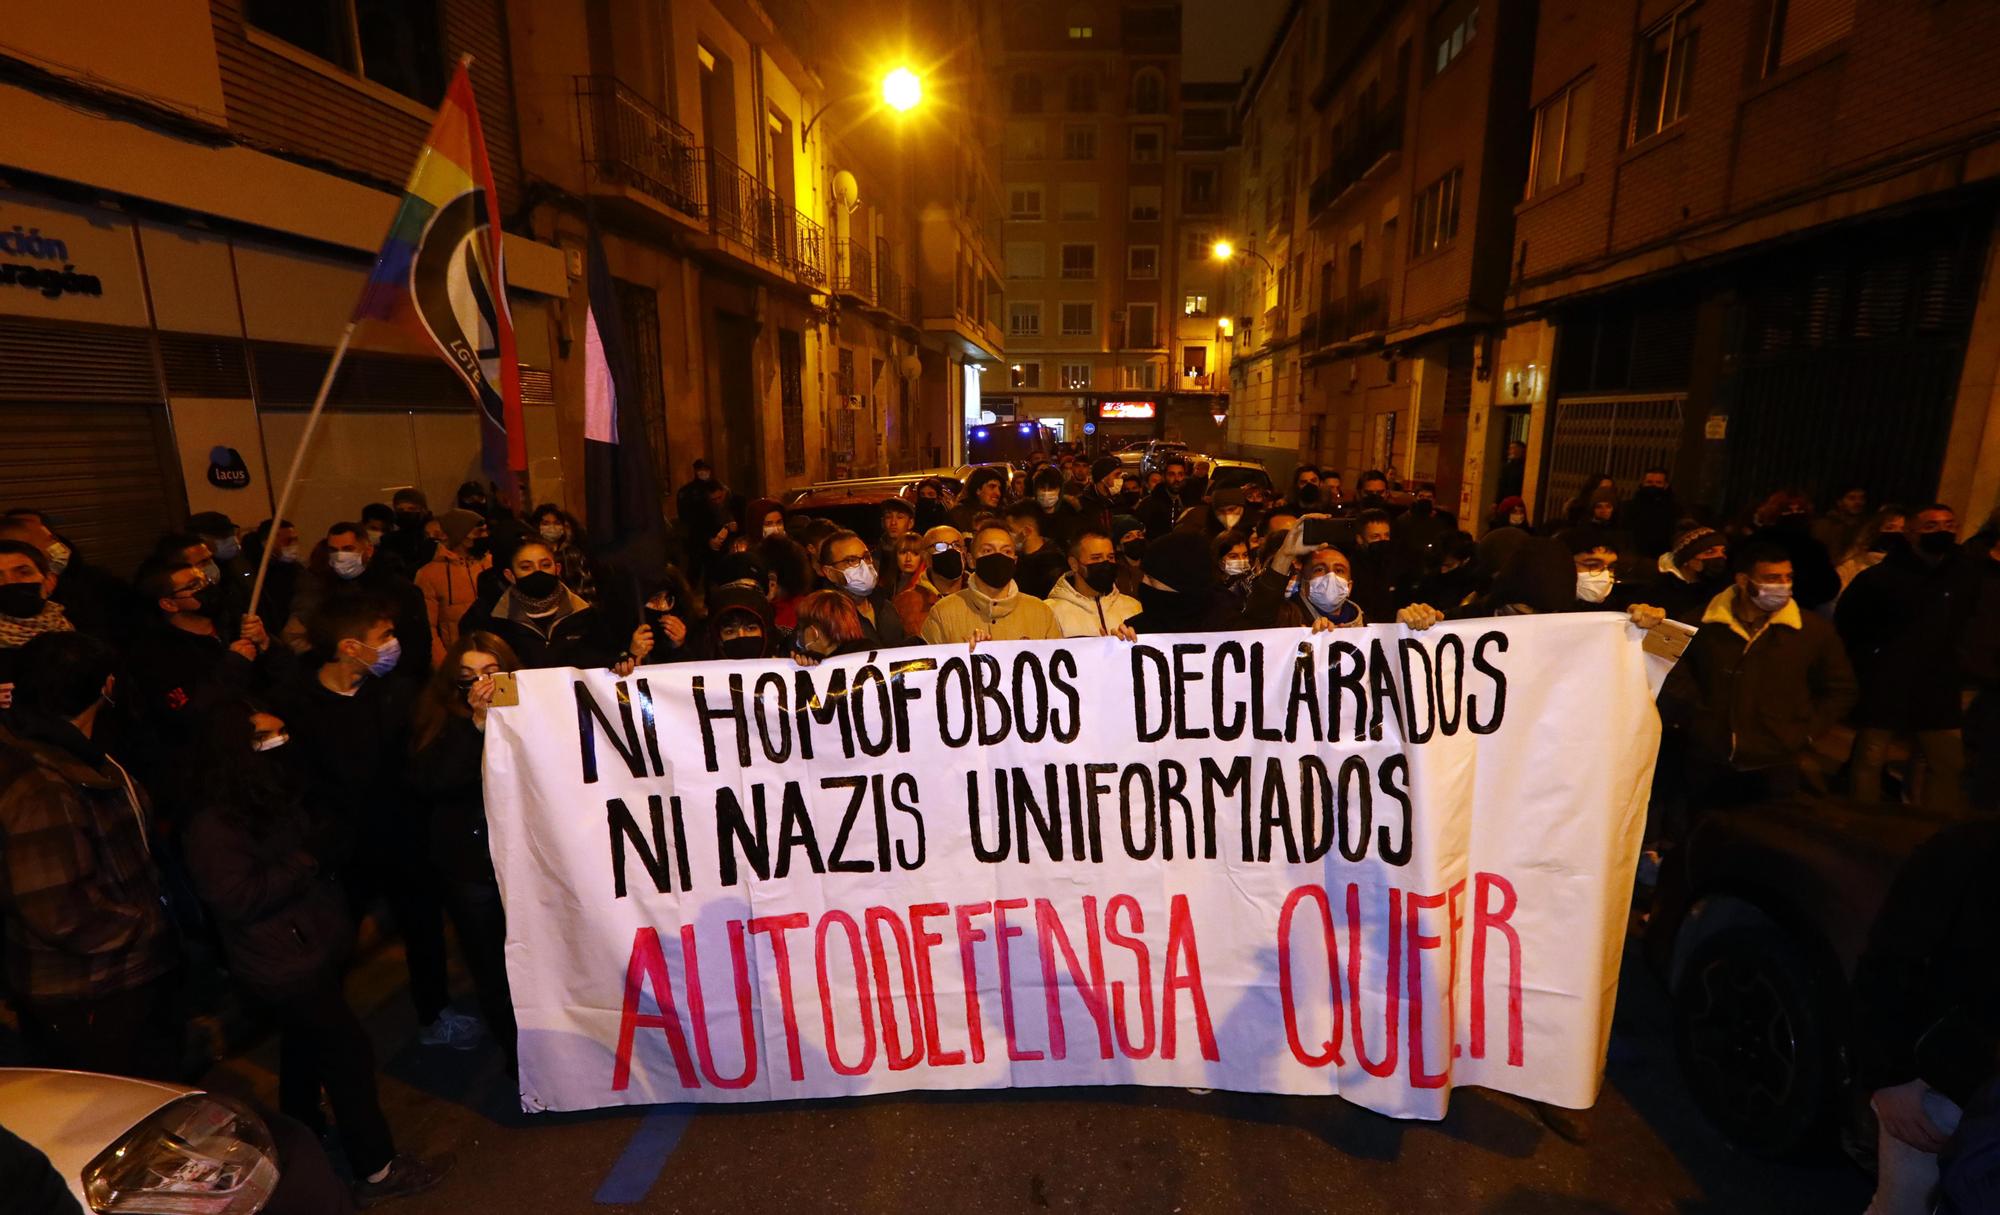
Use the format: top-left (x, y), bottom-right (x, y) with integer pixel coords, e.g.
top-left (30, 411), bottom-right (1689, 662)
top-left (574, 76), bottom-right (704, 218)
top-left (1347, 280), bottom-right (1387, 336)
top-left (876, 259), bottom-right (902, 317)
top-left (702, 150), bottom-right (826, 284)
top-left (834, 240), bottom-right (874, 301)
top-left (1309, 97), bottom-right (1403, 221)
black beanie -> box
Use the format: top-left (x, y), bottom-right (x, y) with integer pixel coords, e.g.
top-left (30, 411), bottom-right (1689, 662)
top-left (1140, 530), bottom-right (1217, 594)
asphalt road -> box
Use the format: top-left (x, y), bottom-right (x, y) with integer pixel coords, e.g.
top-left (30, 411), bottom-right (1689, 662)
top-left (194, 944), bottom-right (1874, 1214)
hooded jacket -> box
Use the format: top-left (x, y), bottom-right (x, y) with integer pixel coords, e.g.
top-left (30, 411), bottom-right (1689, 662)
top-left (477, 584), bottom-right (624, 670)
top-left (0, 716), bottom-right (176, 1002)
top-left (919, 581), bottom-right (1061, 644)
top-left (1045, 572), bottom-right (1141, 637)
top-left (686, 587), bottom-right (782, 661)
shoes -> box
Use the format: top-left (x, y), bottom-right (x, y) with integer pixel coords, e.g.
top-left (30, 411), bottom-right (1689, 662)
top-left (354, 1153), bottom-right (454, 1208)
top-left (417, 1009), bottom-right (484, 1050)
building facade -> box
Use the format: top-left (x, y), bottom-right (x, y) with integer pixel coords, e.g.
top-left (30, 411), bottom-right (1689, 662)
top-left (996, 1), bottom-right (1226, 452)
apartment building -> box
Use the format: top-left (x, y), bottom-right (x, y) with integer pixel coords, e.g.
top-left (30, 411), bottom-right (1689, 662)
top-left (998, 1), bottom-right (1227, 450)
top-left (1223, 0), bottom-right (1536, 500)
top-left (1172, 82), bottom-right (1237, 447)
top-left (0, 0), bottom-right (571, 568)
top-left (1497, 0), bottom-right (2000, 525)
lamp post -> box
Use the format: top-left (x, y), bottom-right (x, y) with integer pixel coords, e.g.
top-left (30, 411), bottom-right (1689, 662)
top-left (1210, 240), bottom-right (1279, 340)
top-left (801, 67), bottom-right (924, 148)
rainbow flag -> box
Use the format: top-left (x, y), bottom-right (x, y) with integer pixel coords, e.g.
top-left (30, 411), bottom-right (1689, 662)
top-left (354, 59), bottom-right (523, 499)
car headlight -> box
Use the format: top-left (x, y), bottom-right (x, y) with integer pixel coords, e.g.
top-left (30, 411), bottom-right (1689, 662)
top-left (82, 1093), bottom-right (279, 1214)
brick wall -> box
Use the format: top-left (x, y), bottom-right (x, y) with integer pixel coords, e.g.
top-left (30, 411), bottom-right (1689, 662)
top-left (212, 0), bottom-right (522, 215)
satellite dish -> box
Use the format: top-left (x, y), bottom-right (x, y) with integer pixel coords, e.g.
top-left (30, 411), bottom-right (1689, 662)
top-left (832, 170), bottom-right (860, 212)
top-left (898, 354), bottom-right (923, 381)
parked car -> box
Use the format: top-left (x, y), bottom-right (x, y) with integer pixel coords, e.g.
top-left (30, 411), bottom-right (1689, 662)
top-left (967, 421), bottom-right (1056, 467)
top-left (1139, 440), bottom-right (1191, 477)
top-left (781, 484), bottom-right (910, 545)
top-left (1645, 797), bottom-right (1948, 1158)
top-left (1196, 457), bottom-right (1272, 495)
top-left (0, 1067), bottom-right (282, 1212)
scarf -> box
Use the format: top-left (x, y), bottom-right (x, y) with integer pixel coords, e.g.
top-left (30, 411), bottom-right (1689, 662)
top-left (0, 600), bottom-right (74, 648)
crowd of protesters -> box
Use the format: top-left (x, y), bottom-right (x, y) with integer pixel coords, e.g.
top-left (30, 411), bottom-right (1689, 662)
top-left (0, 449), bottom-right (1996, 1212)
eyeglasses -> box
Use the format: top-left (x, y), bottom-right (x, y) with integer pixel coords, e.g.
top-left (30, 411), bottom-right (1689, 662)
top-left (827, 554), bottom-right (875, 572)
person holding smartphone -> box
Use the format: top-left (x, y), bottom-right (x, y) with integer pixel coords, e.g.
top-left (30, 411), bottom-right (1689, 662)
top-left (1245, 515), bottom-right (1368, 631)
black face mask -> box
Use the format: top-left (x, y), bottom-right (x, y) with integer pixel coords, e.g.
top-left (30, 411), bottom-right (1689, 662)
top-left (975, 553), bottom-right (1017, 588)
top-left (1635, 486), bottom-right (1669, 500)
top-left (1410, 499), bottom-right (1433, 518)
top-left (462, 498), bottom-right (487, 512)
top-left (1360, 493), bottom-right (1388, 510)
top-left (1367, 540), bottom-right (1393, 557)
top-left (193, 583), bottom-right (225, 616)
top-left (0, 582), bottom-right (44, 618)
top-left (1917, 531), bottom-right (1958, 557)
top-left (468, 540), bottom-right (490, 560)
top-left (1295, 484), bottom-right (1321, 506)
top-left (1082, 563), bottom-right (1118, 594)
top-left (930, 549), bottom-right (964, 581)
top-left (1122, 537), bottom-right (1147, 560)
top-left (720, 635), bottom-right (766, 660)
top-left (1117, 491), bottom-right (1141, 510)
top-left (513, 570), bottom-right (561, 600)
top-left (454, 675), bottom-right (479, 702)
top-left (1870, 534), bottom-right (1900, 553)
top-left (396, 511), bottom-right (425, 530)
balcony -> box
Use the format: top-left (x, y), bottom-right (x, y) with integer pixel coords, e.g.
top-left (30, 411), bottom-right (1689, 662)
top-left (1308, 98), bottom-right (1402, 226)
top-left (706, 149), bottom-right (826, 285)
top-left (1346, 281), bottom-right (1387, 338)
top-left (575, 76), bottom-right (703, 220)
top-left (833, 239), bottom-right (874, 303)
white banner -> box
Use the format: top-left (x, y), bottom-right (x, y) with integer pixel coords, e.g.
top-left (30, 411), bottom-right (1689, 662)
top-left (484, 613), bottom-right (1658, 1119)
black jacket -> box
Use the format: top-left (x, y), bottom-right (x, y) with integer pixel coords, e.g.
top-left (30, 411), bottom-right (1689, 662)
top-left (183, 787), bottom-right (353, 999)
top-left (1837, 546), bottom-right (1977, 730)
top-left (1135, 485), bottom-right (1190, 538)
top-left (271, 671), bottom-right (416, 845)
top-left (1851, 818), bottom-right (2000, 1104)
top-left (408, 715), bottom-right (495, 886)
top-left (1126, 583), bottom-right (1242, 634)
top-left (466, 587), bottom-right (626, 670)
top-left (1622, 488), bottom-right (1681, 561)
top-left (119, 623), bottom-right (295, 827)
top-left (1659, 592), bottom-right (1859, 771)
top-left (1015, 543), bottom-right (1069, 600)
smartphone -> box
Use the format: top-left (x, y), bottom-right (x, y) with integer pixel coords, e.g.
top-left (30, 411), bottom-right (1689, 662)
top-left (1299, 516), bottom-right (1343, 547)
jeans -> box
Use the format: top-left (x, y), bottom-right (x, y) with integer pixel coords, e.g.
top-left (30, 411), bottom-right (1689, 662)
top-left (1851, 728), bottom-right (1966, 815)
top-left (443, 878), bottom-right (517, 1070)
top-left (271, 972), bottom-right (396, 1180)
top-left (1868, 1087), bottom-right (1964, 1215)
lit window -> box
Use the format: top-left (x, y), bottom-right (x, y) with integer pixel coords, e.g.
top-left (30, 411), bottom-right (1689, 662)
top-left (1060, 362), bottom-right (1092, 389)
top-left (1183, 293), bottom-right (1209, 317)
top-left (1528, 76), bottom-right (1593, 197)
top-left (1068, 25), bottom-right (1094, 40)
top-left (1411, 168), bottom-right (1461, 257)
top-left (1429, 0), bottom-right (1478, 76)
top-left (1010, 363), bottom-right (1042, 388)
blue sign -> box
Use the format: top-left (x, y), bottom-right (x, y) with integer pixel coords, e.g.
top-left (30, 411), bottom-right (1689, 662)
top-left (1083, 422), bottom-right (1097, 435)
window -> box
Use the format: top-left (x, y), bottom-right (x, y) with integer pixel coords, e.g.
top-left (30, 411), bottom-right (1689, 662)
top-left (1058, 182), bottom-right (1099, 219)
top-left (1183, 345), bottom-right (1208, 378)
top-left (1068, 24), bottom-right (1094, 40)
top-left (1411, 168), bottom-right (1461, 257)
top-left (1006, 242), bottom-right (1046, 278)
top-left (1766, 0), bottom-right (1855, 73)
top-left (1184, 228), bottom-right (1214, 261)
top-left (1009, 302), bottom-right (1043, 336)
top-left (1528, 75), bottom-right (1593, 197)
top-left (1066, 72), bottom-right (1097, 113)
top-left (1183, 293), bottom-right (1210, 317)
top-left (1127, 303), bottom-right (1157, 347)
top-left (1010, 72), bottom-right (1044, 113)
top-left (1632, 6), bottom-right (1698, 143)
top-left (1131, 128), bottom-right (1163, 163)
top-left (1004, 123), bottom-right (1046, 161)
top-left (1429, 0), bottom-right (1478, 76)
top-left (246, 0), bottom-right (446, 103)
top-left (1122, 363), bottom-right (1160, 389)
top-left (1060, 302), bottom-right (1096, 335)
top-left (1008, 186), bottom-right (1044, 219)
top-left (1292, 253), bottom-right (1307, 306)
top-left (1183, 166), bottom-right (1219, 213)
top-left (1010, 362), bottom-right (1042, 388)
top-left (1060, 362), bottom-right (1092, 389)
top-left (1060, 243), bottom-right (1097, 279)
top-left (1132, 68), bottom-right (1165, 114)
top-left (1128, 245), bottom-right (1159, 279)
top-left (1129, 186), bottom-right (1162, 221)
top-left (1062, 125), bottom-right (1098, 160)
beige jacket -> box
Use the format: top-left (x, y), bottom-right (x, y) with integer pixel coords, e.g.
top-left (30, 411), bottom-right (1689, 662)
top-left (918, 582), bottom-right (1061, 645)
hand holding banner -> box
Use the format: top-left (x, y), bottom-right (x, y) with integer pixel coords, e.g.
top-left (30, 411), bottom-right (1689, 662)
top-left (482, 613), bottom-right (1658, 1119)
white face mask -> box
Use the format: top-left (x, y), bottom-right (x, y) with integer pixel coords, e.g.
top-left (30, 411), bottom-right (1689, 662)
top-left (1036, 490), bottom-right (1061, 510)
top-left (1217, 511), bottom-right (1243, 531)
top-left (253, 732), bottom-right (289, 753)
top-left (1575, 568), bottom-right (1616, 603)
top-left (842, 563), bottom-right (878, 597)
top-left (1222, 557), bottom-right (1251, 578)
top-left (1306, 572), bottom-right (1351, 614)
top-left (539, 523), bottom-right (567, 544)
top-left (330, 550), bottom-right (366, 580)
top-left (277, 543), bottom-right (301, 564)
top-left (762, 524), bottom-right (785, 538)
top-left (45, 540), bottom-right (72, 574)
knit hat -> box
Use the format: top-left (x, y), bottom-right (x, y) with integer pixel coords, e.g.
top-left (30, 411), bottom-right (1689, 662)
top-left (187, 511), bottom-right (237, 538)
top-left (1210, 488), bottom-right (1247, 511)
top-left (1091, 456), bottom-right (1122, 481)
top-left (1672, 526), bottom-right (1725, 567)
top-left (1111, 513), bottom-right (1144, 540)
top-left (438, 508), bottom-right (485, 547)
top-left (392, 487), bottom-right (429, 510)
top-left (1140, 529), bottom-right (1217, 594)
top-left (714, 551), bottom-right (770, 587)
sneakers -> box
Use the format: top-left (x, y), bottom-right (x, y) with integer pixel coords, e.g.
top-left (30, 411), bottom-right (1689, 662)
top-left (417, 1009), bottom-right (484, 1050)
top-left (354, 1153), bottom-right (454, 1208)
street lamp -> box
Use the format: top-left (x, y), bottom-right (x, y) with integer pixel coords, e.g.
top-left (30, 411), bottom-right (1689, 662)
top-left (802, 67), bottom-right (925, 147)
top-left (1211, 239), bottom-right (1279, 338)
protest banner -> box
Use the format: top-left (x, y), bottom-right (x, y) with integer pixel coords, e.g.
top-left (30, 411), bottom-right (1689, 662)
top-left (483, 612), bottom-right (1659, 1119)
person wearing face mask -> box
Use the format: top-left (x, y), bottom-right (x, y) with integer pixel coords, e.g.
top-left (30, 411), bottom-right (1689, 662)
top-left (1023, 467), bottom-right (1082, 550)
top-left (1838, 504), bottom-right (1977, 814)
top-left (1207, 489), bottom-right (1253, 541)
top-left (282, 524), bottom-right (432, 685)
top-left (918, 526), bottom-right (970, 600)
top-left (913, 478), bottom-right (952, 532)
top-left (243, 518), bottom-right (302, 633)
top-left (188, 512), bottom-right (256, 615)
top-left (1401, 531), bottom-right (1485, 614)
top-left (1124, 528), bottom-right (1240, 634)
top-left (1117, 473), bottom-right (1145, 514)
top-left (1660, 542), bottom-right (1856, 808)
top-left (1623, 468), bottom-right (1682, 562)
top-left (183, 694), bottom-right (454, 1205)
top-left (1077, 457), bottom-right (1125, 538)
top-left (408, 633), bottom-right (528, 1077)
top-left (919, 523), bottom-right (1062, 645)
top-left (1746, 489), bottom-right (1840, 611)
top-left (1046, 531), bottom-right (1141, 638)
top-left (455, 480), bottom-right (492, 519)
top-left (1349, 508), bottom-right (1402, 624)
top-left (1649, 525), bottom-right (1732, 625)
top-left (695, 587), bottom-right (782, 661)
top-left (814, 530), bottom-right (909, 648)
top-left (1002, 500), bottom-right (1069, 598)
top-left (1214, 530), bottom-right (1255, 603)
top-left (1, 510), bottom-right (136, 640)
top-left (1355, 470), bottom-right (1393, 512)
top-left (888, 534), bottom-right (938, 636)
top-left (0, 540), bottom-right (73, 709)
top-left (1246, 521), bottom-right (1366, 631)
top-left (467, 540), bottom-right (651, 673)
top-left (358, 503), bottom-right (397, 564)
top-left (1487, 495), bottom-right (1532, 537)
top-left (378, 489), bottom-right (437, 574)
top-left (790, 590), bottom-right (869, 665)
top-left (1285, 465), bottom-right (1325, 514)
top-left (1835, 506), bottom-right (1908, 592)
top-left (122, 559), bottom-right (290, 832)
top-left (1111, 514), bottom-right (1147, 595)
top-left (1562, 527), bottom-right (1645, 613)
top-left (638, 569), bottom-right (699, 661)
top-left (416, 509), bottom-right (491, 665)
top-left (0, 631), bottom-right (179, 1081)
top-left (1391, 484), bottom-right (1457, 574)
top-left (528, 505), bottom-right (600, 608)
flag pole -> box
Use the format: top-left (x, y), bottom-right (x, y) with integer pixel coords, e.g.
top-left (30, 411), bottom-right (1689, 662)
top-left (247, 320), bottom-right (357, 621)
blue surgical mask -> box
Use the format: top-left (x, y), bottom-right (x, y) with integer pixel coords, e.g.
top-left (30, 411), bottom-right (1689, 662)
top-left (1751, 583), bottom-right (1793, 612)
top-left (363, 636), bottom-right (401, 676)
top-left (212, 537), bottom-right (240, 561)
top-left (329, 550), bottom-right (366, 580)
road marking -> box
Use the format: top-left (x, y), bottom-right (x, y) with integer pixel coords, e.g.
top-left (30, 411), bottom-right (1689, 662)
top-left (593, 1105), bottom-right (693, 1205)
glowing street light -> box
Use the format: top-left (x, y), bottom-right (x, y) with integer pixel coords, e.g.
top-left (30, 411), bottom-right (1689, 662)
top-left (1211, 239), bottom-right (1234, 261)
top-left (882, 67), bottom-right (923, 113)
